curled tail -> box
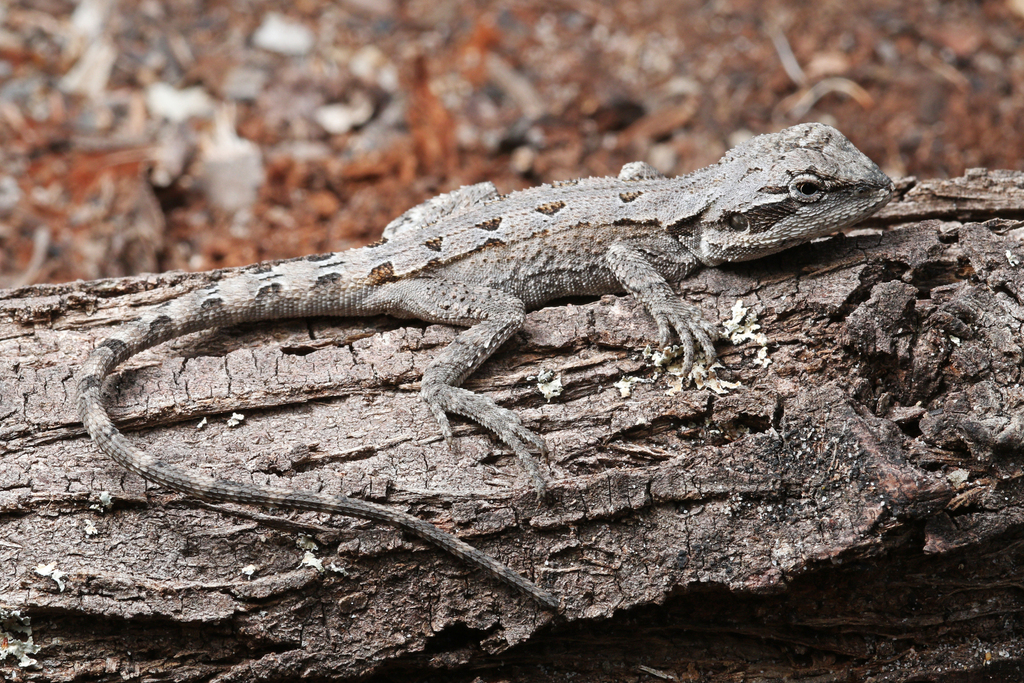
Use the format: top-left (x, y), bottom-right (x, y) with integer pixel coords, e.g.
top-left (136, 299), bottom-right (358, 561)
top-left (75, 279), bottom-right (558, 609)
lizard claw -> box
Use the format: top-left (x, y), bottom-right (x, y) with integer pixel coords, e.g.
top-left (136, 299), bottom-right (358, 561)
top-left (422, 383), bottom-right (549, 493)
top-left (653, 302), bottom-right (721, 377)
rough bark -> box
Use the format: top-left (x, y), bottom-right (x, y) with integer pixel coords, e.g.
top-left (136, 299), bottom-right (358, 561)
top-left (1, 171), bottom-right (1023, 682)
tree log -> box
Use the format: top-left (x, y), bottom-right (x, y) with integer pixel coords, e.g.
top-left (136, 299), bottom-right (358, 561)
top-left (1, 171), bottom-right (1022, 682)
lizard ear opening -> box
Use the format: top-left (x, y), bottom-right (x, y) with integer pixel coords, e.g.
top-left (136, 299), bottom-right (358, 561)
top-left (667, 213), bottom-right (701, 239)
top-left (727, 214), bottom-right (749, 231)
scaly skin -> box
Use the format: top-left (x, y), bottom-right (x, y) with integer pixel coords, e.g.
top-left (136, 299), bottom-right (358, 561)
top-left (77, 123), bottom-right (893, 608)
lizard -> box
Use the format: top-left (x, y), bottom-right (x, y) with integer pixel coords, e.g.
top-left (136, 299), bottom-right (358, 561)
top-left (76, 122), bottom-right (894, 610)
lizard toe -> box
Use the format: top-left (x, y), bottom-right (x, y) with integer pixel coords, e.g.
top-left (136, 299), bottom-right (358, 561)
top-left (677, 336), bottom-right (695, 379)
top-left (700, 333), bottom-right (718, 366)
top-left (427, 402), bottom-right (455, 444)
top-left (421, 383), bottom-right (549, 490)
top-left (656, 318), bottom-right (675, 348)
top-left (693, 325), bottom-right (718, 365)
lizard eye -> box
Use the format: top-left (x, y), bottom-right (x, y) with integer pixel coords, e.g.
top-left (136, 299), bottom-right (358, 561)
top-left (790, 176), bottom-right (824, 202)
top-left (727, 214), bottom-right (749, 231)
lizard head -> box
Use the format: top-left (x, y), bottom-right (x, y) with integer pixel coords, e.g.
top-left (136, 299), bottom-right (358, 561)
top-left (670, 122), bottom-right (894, 266)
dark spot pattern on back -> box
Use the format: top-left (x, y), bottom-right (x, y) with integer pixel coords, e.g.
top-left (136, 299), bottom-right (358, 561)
top-left (250, 264), bottom-right (274, 274)
top-left (305, 253), bottom-right (335, 262)
top-left (613, 218), bottom-right (662, 228)
top-left (424, 237), bottom-right (443, 252)
top-left (315, 271), bottom-right (342, 287)
top-left (465, 237), bottom-right (506, 256)
top-left (619, 191), bottom-right (643, 203)
top-left (367, 262), bottom-right (398, 285)
top-left (79, 374), bottom-right (101, 391)
top-left (366, 237), bottom-right (389, 248)
top-left (535, 201), bottom-right (566, 216)
top-left (475, 217), bottom-right (502, 231)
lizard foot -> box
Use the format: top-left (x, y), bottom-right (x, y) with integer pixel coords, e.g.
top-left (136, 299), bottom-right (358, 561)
top-left (422, 383), bottom-right (549, 493)
top-left (651, 302), bottom-right (720, 378)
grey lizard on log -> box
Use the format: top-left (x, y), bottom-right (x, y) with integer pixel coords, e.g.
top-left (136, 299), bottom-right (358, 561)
top-left (76, 122), bottom-right (893, 609)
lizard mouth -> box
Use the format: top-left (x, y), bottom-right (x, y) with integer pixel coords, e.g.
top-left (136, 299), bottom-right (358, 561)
top-left (873, 177), bottom-right (896, 204)
top-left (712, 176), bottom-right (897, 264)
top-left (858, 183), bottom-right (894, 217)
top-left (837, 178), bottom-right (895, 231)
top-left (839, 175), bottom-right (895, 227)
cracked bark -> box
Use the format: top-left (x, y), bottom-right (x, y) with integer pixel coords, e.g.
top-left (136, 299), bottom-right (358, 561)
top-left (1, 171), bottom-right (1023, 682)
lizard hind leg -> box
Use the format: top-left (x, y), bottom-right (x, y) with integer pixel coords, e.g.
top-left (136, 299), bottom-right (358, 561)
top-left (367, 278), bottom-right (549, 492)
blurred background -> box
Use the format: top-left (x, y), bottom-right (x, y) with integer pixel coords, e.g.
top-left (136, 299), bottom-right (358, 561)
top-left (1, 0), bottom-right (1022, 287)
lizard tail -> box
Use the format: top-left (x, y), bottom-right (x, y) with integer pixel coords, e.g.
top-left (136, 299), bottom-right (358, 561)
top-left (75, 289), bottom-right (559, 610)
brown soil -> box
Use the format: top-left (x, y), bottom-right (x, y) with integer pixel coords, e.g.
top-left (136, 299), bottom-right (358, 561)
top-left (1, 0), bottom-right (1022, 287)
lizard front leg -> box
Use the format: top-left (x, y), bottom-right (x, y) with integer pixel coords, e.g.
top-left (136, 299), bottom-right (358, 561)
top-left (366, 278), bottom-right (548, 491)
top-left (605, 241), bottom-right (719, 377)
